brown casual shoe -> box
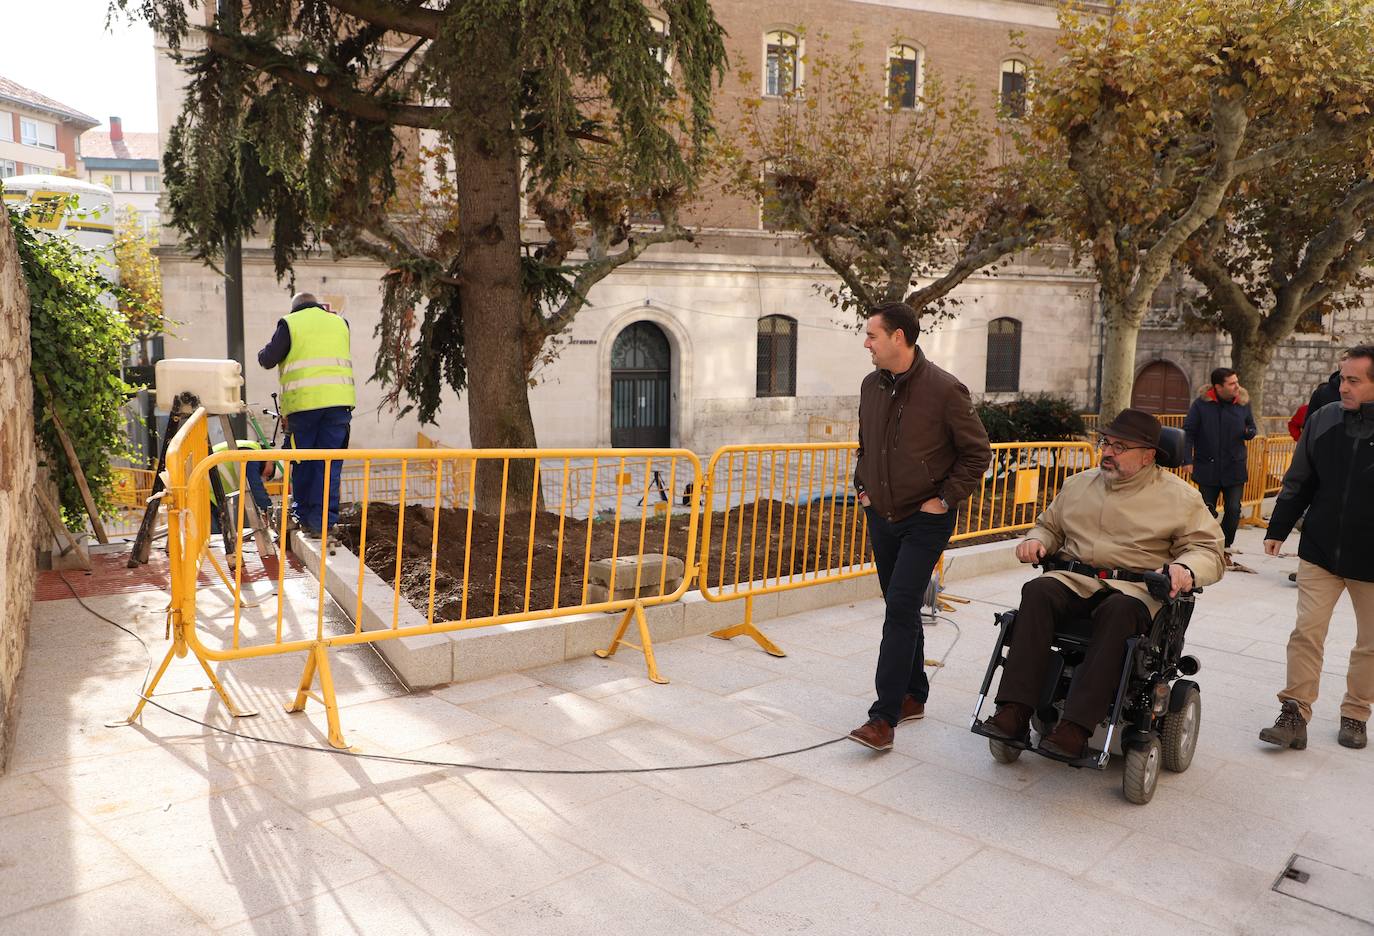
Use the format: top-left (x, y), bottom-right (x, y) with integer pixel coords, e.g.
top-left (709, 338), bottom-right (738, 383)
top-left (848, 718), bottom-right (894, 751)
top-left (1259, 700), bottom-right (1307, 750)
top-left (1039, 719), bottom-right (1091, 759)
top-left (899, 695), bottom-right (925, 724)
top-left (982, 703), bottom-right (1032, 743)
top-left (1338, 717), bottom-right (1367, 749)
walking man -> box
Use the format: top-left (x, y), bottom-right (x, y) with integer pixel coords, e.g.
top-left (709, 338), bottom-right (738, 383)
top-left (1182, 367), bottom-right (1257, 559)
top-left (258, 292), bottom-right (355, 537)
top-left (1260, 345), bottom-right (1374, 751)
top-left (848, 301), bottom-right (991, 750)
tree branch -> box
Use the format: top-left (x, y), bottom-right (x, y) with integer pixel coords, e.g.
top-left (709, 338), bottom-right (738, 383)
top-left (905, 230), bottom-right (1032, 312)
top-left (205, 30), bottom-right (452, 129)
top-left (1281, 178), bottom-right (1374, 302)
top-left (540, 199), bottom-right (694, 338)
top-left (323, 0), bottom-right (440, 39)
top-left (1127, 89), bottom-right (1249, 316)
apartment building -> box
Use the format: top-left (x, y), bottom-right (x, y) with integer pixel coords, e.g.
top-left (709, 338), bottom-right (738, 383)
top-left (80, 116), bottom-right (161, 232)
top-left (0, 75), bottom-right (98, 179)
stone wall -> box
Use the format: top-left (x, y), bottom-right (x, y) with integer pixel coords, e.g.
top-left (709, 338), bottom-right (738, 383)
top-left (0, 208), bottom-right (37, 775)
top-left (1134, 301), bottom-right (1373, 420)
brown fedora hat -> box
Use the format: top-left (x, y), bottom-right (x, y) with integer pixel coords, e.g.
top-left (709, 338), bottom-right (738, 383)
top-left (1100, 408), bottom-right (1165, 454)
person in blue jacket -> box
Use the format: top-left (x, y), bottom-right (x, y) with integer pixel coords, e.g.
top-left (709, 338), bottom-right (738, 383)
top-left (1182, 367), bottom-right (1257, 555)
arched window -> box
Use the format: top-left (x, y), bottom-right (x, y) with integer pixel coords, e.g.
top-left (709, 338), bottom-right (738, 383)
top-left (888, 44), bottom-right (923, 110)
top-left (647, 15), bottom-right (671, 71)
top-left (757, 315), bottom-right (797, 397)
top-left (765, 31), bottom-right (801, 96)
top-left (1000, 59), bottom-right (1028, 118)
top-left (986, 317), bottom-right (1022, 392)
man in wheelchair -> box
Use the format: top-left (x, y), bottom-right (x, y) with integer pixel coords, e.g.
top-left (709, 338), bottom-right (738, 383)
top-left (977, 409), bottom-right (1225, 763)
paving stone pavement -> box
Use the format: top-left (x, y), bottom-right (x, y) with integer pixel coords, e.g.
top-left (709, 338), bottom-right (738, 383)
top-left (2, 526), bottom-right (1372, 935)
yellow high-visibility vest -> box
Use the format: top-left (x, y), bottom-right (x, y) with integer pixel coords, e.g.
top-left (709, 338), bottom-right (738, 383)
top-left (279, 306), bottom-right (356, 414)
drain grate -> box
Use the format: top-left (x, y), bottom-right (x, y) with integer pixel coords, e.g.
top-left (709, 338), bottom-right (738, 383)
top-left (1273, 854), bottom-right (1374, 926)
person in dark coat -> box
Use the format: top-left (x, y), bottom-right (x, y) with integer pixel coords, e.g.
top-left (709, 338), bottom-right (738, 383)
top-left (1182, 367), bottom-right (1257, 552)
top-left (1308, 370), bottom-right (1343, 414)
top-left (1260, 345), bottom-right (1374, 751)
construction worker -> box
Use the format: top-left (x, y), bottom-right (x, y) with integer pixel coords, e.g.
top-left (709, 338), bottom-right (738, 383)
top-left (257, 292), bottom-right (355, 537)
top-left (207, 438), bottom-right (278, 535)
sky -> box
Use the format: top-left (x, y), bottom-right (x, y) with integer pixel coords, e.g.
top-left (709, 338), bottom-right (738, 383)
top-left (1, 1), bottom-right (160, 134)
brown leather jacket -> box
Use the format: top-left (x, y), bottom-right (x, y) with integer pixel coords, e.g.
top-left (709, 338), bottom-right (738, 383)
top-left (854, 348), bottom-right (991, 522)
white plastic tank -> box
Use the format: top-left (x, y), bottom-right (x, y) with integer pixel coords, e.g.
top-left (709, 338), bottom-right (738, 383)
top-left (1, 174), bottom-right (118, 281)
top-left (155, 359), bottom-right (246, 416)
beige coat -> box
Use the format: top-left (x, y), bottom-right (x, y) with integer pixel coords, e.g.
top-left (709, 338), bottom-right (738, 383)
top-left (1025, 465), bottom-right (1225, 616)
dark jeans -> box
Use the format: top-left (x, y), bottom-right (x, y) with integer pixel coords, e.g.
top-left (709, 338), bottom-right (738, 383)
top-left (995, 577), bottom-right (1150, 729)
top-left (210, 463), bottom-right (273, 535)
top-left (1198, 482), bottom-right (1244, 548)
top-left (285, 406), bottom-right (351, 532)
top-left (865, 506), bottom-right (955, 725)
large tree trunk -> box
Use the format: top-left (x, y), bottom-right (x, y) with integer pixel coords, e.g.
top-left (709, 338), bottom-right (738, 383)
top-left (1230, 328), bottom-right (1279, 422)
top-left (454, 114), bottom-right (540, 513)
top-left (1098, 299), bottom-right (1143, 421)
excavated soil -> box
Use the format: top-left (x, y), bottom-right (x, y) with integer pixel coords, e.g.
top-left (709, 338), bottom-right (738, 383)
top-left (333, 499), bottom-right (878, 622)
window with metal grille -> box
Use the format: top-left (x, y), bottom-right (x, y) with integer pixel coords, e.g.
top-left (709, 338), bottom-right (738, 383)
top-left (757, 315), bottom-right (797, 397)
top-left (986, 317), bottom-right (1021, 392)
top-left (765, 31), bottom-right (800, 96)
top-left (888, 45), bottom-right (921, 110)
top-left (1000, 60), bottom-right (1028, 119)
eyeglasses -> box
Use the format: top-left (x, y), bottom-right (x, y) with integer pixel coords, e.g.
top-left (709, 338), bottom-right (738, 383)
top-left (1096, 436), bottom-right (1151, 455)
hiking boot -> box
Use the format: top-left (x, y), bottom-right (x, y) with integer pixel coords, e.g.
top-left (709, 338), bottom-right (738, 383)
top-left (1259, 700), bottom-right (1307, 750)
top-left (1039, 719), bottom-right (1091, 759)
top-left (898, 695), bottom-right (926, 724)
top-left (1338, 717), bottom-right (1367, 749)
top-left (848, 718), bottom-right (894, 751)
top-left (982, 703), bottom-right (1031, 743)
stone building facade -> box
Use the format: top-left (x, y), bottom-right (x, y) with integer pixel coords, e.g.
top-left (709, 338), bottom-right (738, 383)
top-left (152, 0), bottom-right (1105, 453)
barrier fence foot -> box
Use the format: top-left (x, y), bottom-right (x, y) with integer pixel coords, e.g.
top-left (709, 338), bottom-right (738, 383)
top-left (286, 644), bottom-right (348, 749)
top-left (710, 621), bottom-right (787, 658)
top-left (596, 602), bottom-right (669, 684)
top-left (106, 640), bottom-right (178, 728)
top-left (195, 650), bottom-right (259, 719)
top-left (708, 596), bottom-right (786, 657)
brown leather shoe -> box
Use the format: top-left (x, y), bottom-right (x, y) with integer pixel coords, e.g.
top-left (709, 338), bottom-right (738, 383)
top-left (1039, 719), bottom-right (1091, 759)
top-left (983, 703), bottom-right (1032, 743)
top-left (899, 695), bottom-right (925, 724)
top-left (848, 718), bottom-right (894, 751)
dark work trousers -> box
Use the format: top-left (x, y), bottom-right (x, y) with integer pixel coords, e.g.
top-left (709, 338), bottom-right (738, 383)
top-left (1198, 482), bottom-right (1244, 548)
top-left (865, 507), bottom-right (956, 726)
top-left (995, 577), bottom-right (1150, 729)
top-left (284, 406), bottom-right (352, 533)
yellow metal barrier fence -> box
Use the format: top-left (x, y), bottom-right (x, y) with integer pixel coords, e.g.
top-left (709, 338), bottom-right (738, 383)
top-left (697, 440), bottom-right (1098, 655)
top-left (697, 444), bottom-right (875, 655)
top-left (117, 406), bottom-right (702, 748)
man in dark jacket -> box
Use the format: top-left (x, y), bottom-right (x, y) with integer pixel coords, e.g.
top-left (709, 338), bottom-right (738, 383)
top-left (1182, 367), bottom-right (1257, 553)
top-left (847, 301), bottom-right (992, 750)
top-left (1260, 345), bottom-right (1374, 752)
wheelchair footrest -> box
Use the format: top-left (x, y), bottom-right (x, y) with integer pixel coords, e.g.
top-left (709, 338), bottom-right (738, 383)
top-left (970, 718), bottom-right (1033, 750)
top-left (1031, 744), bottom-right (1108, 770)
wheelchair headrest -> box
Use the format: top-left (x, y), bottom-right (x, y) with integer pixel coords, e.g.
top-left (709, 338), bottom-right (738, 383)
top-left (1155, 426), bottom-right (1185, 469)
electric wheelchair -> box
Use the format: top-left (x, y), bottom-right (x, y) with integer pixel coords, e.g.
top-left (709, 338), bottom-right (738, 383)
top-left (968, 428), bottom-right (1203, 805)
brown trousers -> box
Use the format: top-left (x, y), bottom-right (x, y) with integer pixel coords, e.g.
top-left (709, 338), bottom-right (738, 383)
top-left (1280, 560), bottom-right (1374, 723)
top-left (995, 577), bottom-right (1150, 729)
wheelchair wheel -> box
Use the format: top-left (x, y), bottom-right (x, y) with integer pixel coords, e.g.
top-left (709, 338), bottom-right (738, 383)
top-left (989, 738), bottom-right (1022, 764)
top-left (1161, 685), bottom-right (1201, 772)
top-left (1123, 735), bottom-right (1162, 805)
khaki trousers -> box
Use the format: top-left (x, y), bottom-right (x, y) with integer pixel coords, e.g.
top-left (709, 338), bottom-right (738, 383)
top-left (1280, 560), bottom-right (1374, 723)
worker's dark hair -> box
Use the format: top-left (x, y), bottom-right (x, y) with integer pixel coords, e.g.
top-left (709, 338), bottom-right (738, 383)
top-left (1210, 367), bottom-right (1236, 387)
top-left (1343, 344), bottom-right (1374, 379)
top-left (290, 292), bottom-right (320, 313)
top-left (867, 301), bottom-right (920, 348)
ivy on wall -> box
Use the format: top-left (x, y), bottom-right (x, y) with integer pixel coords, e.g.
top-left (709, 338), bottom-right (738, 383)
top-left (8, 204), bottom-right (135, 522)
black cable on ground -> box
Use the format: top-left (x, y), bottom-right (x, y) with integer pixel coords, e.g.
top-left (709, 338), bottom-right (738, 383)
top-left (56, 571), bottom-right (961, 776)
